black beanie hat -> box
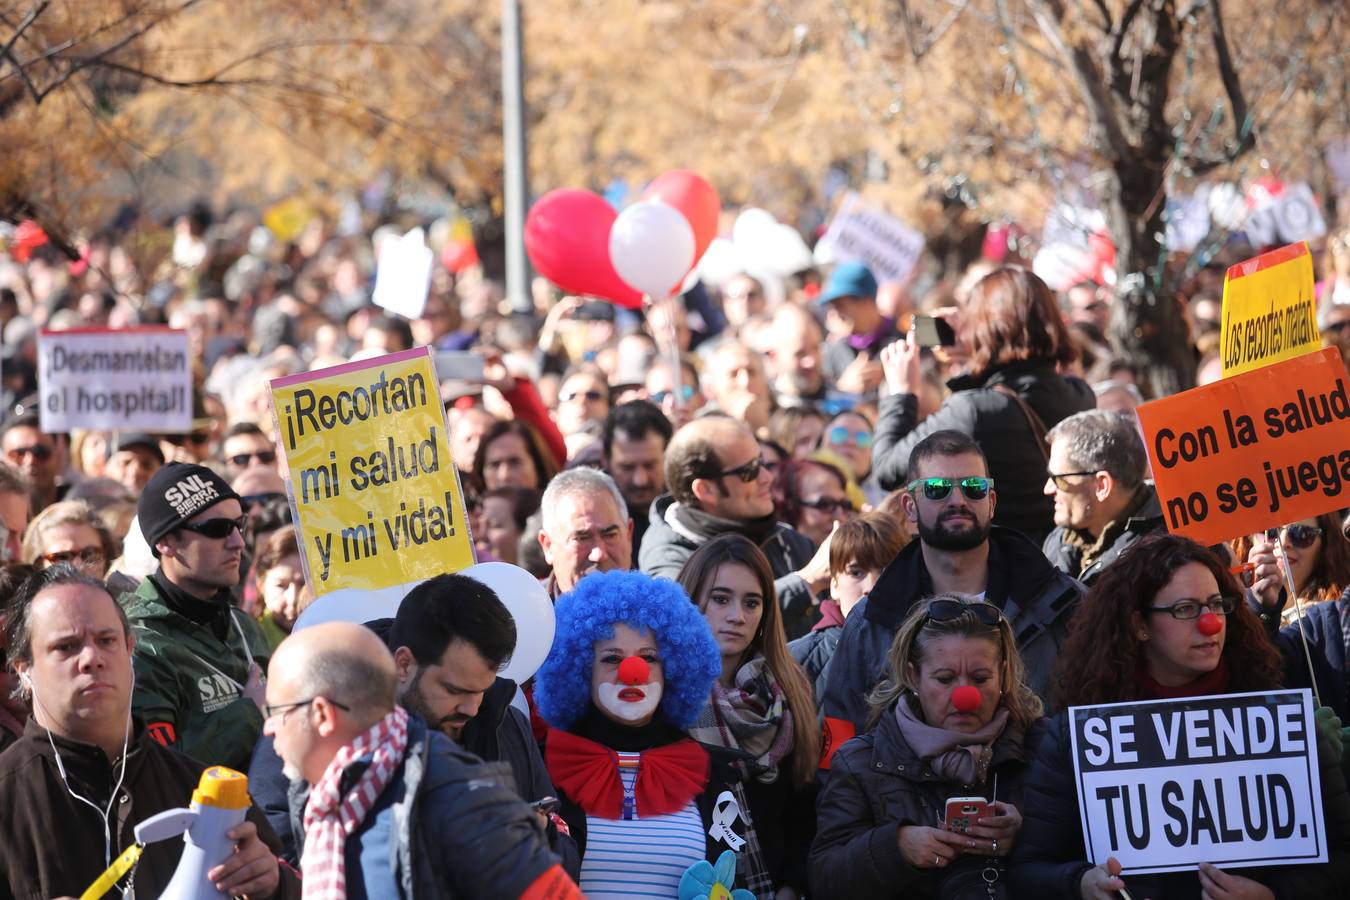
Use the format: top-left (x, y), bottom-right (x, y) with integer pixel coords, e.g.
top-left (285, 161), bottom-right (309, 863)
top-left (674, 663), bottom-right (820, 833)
top-left (138, 462), bottom-right (241, 551)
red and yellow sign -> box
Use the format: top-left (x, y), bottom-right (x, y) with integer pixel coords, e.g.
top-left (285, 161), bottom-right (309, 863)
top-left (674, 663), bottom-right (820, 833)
top-left (1219, 242), bottom-right (1319, 377)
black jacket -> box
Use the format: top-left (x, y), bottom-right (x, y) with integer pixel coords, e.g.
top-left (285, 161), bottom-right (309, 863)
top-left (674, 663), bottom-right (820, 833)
top-left (810, 705), bottom-right (1043, 899)
top-left (639, 494), bottom-right (818, 639)
top-left (0, 718), bottom-right (299, 900)
top-left (873, 363), bottom-right (1095, 542)
top-left (1009, 710), bottom-right (1350, 898)
top-left (1250, 588), bottom-right (1350, 720)
top-left (822, 527), bottom-right (1084, 732)
top-left (289, 713), bottom-right (561, 899)
top-left (1040, 483), bottom-right (1166, 584)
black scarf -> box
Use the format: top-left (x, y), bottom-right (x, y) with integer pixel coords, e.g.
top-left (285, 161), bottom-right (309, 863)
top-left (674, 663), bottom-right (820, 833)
top-left (149, 570), bottom-right (233, 642)
top-left (571, 705), bottom-right (687, 752)
top-left (674, 504), bottom-right (779, 546)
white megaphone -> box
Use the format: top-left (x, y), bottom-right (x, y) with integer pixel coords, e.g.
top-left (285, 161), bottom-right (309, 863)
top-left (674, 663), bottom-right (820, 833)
top-left (133, 766), bottom-right (251, 899)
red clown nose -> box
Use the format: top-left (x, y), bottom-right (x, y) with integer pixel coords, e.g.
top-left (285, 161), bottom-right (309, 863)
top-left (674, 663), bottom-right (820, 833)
top-left (1196, 613), bottom-right (1224, 637)
top-left (951, 685), bottom-right (982, 713)
top-left (618, 656), bottom-right (650, 686)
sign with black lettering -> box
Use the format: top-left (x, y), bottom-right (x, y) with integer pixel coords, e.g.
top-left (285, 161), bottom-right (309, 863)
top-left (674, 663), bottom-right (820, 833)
top-left (37, 327), bottom-right (191, 432)
top-left (1069, 690), bottom-right (1326, 874)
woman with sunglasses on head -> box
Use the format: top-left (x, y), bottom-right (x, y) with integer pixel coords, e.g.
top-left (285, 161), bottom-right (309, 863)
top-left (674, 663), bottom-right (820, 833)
top-left (810, 593), bottom-right (1043, 899)
top-left (679, 535), bottom-right (822, 899)
top-left (875, 267), bottom-right (1095, 542)
top-left (1010, 532), bottom-right (1350, 899)
top-left (774, 458), bottom-right (858, 551)
top-left (21, 500), bottom-right (116, 579)
top-left (1237, 512), bottom-right (1350, 719)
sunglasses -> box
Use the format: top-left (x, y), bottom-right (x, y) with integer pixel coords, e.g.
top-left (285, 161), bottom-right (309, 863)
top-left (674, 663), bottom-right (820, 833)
top-left (1266, 524), bottom-right (1323, 549)
top-left (651, 385), bottom-right (696, 404)
top-left (242, 491), bottom-right (289, 509)
top-left (800, 497), bottom-right (854, 514)
top-left (560, 390), bottom-right (606, 404)
top-left (6, 444), bottom-right (53, 462)
top-left (177, 516), bottom-right (247, 539)
top-left (1145, 596), bottom-right (1238, 620)
top-left (228, 450), bottom-right (277, 467)
top-left (924, 598), bottom-right (1005, 627)
top-left (906, 476), bottom-right (994, 501)
top-left (827, 426), bottom-right (873, 449)
top-left (715, 456), bottom-right (764, 483)
top-left (41, 546), bottom-right (105, 566)
top-left (1229, 563), bottom-right (1257, 588)
top-left (167, 432), bottom-right (211, 447)
top-left (1046, 469), bottom-right (1098, 491)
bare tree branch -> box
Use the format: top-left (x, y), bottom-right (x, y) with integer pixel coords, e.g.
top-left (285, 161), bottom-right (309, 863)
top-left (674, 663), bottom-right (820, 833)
top-left (1183, 0), bottom-right (1255, 173)
top-left (1026, 0), bottom-right (1132, 155)
top-left (1110, 0), bottom-right (1147, 62)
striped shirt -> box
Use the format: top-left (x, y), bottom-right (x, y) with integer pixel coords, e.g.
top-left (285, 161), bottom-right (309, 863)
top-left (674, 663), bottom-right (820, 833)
top-left (579, 751), bottom-right (707, 898)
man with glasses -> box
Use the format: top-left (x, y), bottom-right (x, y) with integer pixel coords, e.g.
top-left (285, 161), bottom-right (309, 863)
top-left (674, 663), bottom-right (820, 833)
top-left (264, 621), bottom-right (577, 898)
top-left (1, 413), bottom-right (63, 513)
top-left (821, 430), bottom-right (1084, 742)
top-left (1041, 410), bottom-right (1163, 584)
top-left (640, 414), bottom-right (831, 639)
top-left (221, 421), bottom-right (279, 477)
top-left (118, 462), bottom-right (272, 770)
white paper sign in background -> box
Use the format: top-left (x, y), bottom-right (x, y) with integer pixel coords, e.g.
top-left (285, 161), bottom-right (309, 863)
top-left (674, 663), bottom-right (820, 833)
top-left (37, 327), bottom-right (192, 433)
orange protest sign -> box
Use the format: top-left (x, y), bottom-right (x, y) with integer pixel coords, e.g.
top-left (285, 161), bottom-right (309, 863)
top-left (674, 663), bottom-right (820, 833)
top-left (1219, 242), bottom-right (1318, 377)
top-left (1136, 348), bottom-right (1350, 545)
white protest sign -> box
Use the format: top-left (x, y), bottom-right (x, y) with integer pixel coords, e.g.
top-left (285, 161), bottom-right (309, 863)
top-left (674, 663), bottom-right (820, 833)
top-left (814, 192), bottom-right (925, 284)
top-left (1243, 183), bottom-right (1328, 247)
top-left (37, 327), bottom-right (191, 433)
top-left (372, 227), bottom-right (434, 319)
top-left (1164, 195), bottom-right (1211, 253)
top-left (1325, 137), bottom-right (1350, 196)
top-left (1069, 690), bottom-right (1326, 875)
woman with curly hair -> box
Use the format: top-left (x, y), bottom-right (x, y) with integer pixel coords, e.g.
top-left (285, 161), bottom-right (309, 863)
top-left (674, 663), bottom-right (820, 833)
top-left (535, 570), bottom-right (757, 898)
top-left (1010, 532), bottom-right (1350, 899)
top-left (679, 534), bottom-right (822, 898)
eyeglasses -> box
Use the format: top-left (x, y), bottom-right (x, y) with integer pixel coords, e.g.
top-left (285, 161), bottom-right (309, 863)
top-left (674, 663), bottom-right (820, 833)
top-left (715, 456), bottom-right (764, 483)
top-left (1145, 596), bottom-right (1238, 620)
top-left (167, 432), bottom-right (211, 447)
top-left (560, 389), bottom-right (606, 404)
top-left (1047, 470), bottom-right (1098, 491)
top-left (1266, 524), bottom-right (1323, 549)
top-left (41, 546), bottom-right (105, 567)
top-left (906, 476), bottom-right (994, 501)
top-left (1229, 563), bottom-right (1257, 588)
top-left (227, 450), bottom-right (277, 467)
top-left (262, 696), bottom-right (350, 721)
top-left (827, 426), bottom-right (873, 449)
top-left (6, 444), bottom-right (53, 462)
top-left (924, 598), bottom-right (1005, 627)
top-left (800, 497), bottom-right (854, 514)
top-left (177, 516), bottom-right (247, 539)
top-left (651, 385), bottom-right (696, 404)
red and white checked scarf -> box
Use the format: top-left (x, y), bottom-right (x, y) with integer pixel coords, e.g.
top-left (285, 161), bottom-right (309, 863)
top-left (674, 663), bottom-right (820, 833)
top-left (301, 706), bottom-right (410, 900)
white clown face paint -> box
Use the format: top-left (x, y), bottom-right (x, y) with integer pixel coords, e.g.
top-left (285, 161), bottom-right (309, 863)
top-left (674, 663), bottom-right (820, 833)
top-left (590, 623), bottom-right (665, 728)
top-left (596, 680), bottom-right (663, 723)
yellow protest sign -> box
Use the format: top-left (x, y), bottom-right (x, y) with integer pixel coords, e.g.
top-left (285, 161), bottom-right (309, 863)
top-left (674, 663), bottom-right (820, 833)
top-left (1220, 242), bottom-right (1319, 377)
top-left (270, 348), bottom-right (474, 596)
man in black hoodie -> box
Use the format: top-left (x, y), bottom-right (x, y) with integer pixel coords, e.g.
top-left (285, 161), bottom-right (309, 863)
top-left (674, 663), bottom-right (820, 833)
top-left (820, 430), bottom-right (1084, 756)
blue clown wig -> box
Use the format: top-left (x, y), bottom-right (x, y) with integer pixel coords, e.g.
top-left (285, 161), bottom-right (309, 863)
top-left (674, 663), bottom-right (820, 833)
top-left (534, 570), bottom-right (720, 731)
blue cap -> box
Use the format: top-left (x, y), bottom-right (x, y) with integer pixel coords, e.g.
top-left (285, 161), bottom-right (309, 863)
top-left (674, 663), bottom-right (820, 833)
top-left (817, 261), bottom-right (878, 305)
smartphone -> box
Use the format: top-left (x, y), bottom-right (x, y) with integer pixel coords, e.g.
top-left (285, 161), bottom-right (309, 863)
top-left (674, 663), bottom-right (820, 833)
top-left (942, 797), bottom-right (989, 834)
top-left (530, 796), bottom-right (560, 816)
top-left (434, 351), bottom-right (486, 382)
top-left (914, 315), bottom-right (957, 348)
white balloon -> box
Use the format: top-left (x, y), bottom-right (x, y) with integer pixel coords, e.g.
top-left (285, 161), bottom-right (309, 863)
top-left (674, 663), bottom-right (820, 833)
top-left (732, 207), bottom-right (778, 249)
top-left (761, 223), bottom-right (814, 276)
top-left (292, 585), bottom-right (407, 633)
top-left (610, 201), bottom-right (695, 299)
top-left (459, 561), bottom-right (556, 684)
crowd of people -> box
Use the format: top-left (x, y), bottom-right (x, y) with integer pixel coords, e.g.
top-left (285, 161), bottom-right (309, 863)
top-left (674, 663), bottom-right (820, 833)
top-left (1, 206), bottom-right (1350, 898)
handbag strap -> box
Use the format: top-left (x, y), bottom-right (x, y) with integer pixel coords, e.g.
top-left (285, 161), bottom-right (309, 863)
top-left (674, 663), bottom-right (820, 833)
top-left (990, 383), bottom-right (1050, 463)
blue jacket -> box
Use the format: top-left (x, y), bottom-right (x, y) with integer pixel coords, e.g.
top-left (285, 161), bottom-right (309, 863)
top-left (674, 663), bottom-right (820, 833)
top-left (289, 714), bottom-right (561, 899)
top-left (1250, 588), bottom-right (1350, 719)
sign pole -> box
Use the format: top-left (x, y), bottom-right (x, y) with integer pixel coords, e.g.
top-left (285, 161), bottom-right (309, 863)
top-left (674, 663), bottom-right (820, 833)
top-left (1270, 534), bottom-right (1324, 708)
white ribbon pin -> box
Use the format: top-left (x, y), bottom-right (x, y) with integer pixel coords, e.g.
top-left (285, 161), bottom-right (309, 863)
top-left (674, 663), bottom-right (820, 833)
top-left (708, 790), bottom-right (746, 850)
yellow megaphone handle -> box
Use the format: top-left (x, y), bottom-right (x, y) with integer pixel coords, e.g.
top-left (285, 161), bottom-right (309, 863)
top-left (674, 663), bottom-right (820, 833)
top-left (78, 842), bottom-right (144, 900)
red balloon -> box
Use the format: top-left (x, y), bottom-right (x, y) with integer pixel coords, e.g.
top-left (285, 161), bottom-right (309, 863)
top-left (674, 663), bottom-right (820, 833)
top-left (618, 655), bottom-right (650, 686)
top-left (951, 685), bottom-right (982, 713)
top-left (643, 170), bottom-right (720, 275)
top-left (524, 189), bottom-right (643, 309)
top-left (1196, 613), bottom-right (1224, 637)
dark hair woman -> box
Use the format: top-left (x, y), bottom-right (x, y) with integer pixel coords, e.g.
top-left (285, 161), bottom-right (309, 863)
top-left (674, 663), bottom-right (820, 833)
top-left (471, 419), bottom-right (559, 493)
top-left (810, 593), bottom-right (1043, 899)
top-left (679, 534), bottom-right (822, 897)
top-left (774, 458), bottom-right (857, 551)
top-left (874, 267), bottom-right (1095, 542)
top-left (1010, 533), bottom-right (1350, 899)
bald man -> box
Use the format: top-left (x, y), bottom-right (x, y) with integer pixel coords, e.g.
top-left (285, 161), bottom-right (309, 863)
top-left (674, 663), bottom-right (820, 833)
top-left (640, 414), bottom-right (833, 639)
top-left (265, 623), bottom-right (577, 899)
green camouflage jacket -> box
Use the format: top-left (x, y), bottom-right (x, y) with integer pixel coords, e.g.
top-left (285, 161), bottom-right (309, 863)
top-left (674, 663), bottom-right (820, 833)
top-left (119, 576), bottom-right (270, 772)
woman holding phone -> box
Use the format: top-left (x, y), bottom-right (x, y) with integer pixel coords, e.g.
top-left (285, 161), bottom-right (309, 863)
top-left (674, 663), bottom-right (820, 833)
top-left (809, 593), bottom-right (1043, 899)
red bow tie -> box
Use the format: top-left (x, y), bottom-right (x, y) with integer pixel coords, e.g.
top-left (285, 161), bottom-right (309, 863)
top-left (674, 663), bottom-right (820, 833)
top-left (545, 728), bottom-right (709, 819)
